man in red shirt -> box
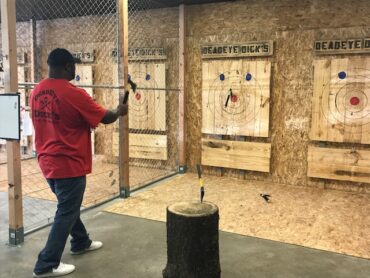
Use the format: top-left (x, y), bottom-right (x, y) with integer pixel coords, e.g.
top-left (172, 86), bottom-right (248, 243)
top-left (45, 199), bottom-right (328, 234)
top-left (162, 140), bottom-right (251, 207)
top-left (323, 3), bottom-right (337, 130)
top-left (31, 48), bottom-right (126, 277)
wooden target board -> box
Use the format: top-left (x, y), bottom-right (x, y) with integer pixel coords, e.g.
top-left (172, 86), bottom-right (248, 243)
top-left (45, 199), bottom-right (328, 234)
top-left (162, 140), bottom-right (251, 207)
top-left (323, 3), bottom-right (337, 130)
top-left (112, 132), bottom-right (167, 160)
top-left (202, 60), bottom-right (271, 137)
top-left (308, 146), bottom-right (370, 183)
top-left (73, 65), bottom-right (94, 97)
top-left (111, 62), bottom-right (167, 160)
top-left (113, 63), bottom-right (166, 131)
top-left (128, 63), bottom-right (166, 131)
top-left (202, 139), bottom-right (271, 172)
top-left (310, 57), bottom-right (370, 144)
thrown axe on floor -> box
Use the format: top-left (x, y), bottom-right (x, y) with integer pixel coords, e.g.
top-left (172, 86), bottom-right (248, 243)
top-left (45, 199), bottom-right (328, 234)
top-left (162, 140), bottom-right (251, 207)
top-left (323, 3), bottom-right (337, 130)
top-left (260, 193), bottom-right (271, 203)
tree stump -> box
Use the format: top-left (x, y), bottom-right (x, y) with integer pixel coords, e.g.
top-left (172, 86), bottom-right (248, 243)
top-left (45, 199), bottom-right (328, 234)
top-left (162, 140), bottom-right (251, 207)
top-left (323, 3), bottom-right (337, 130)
top-left (163, 201), bottom-right (221, 278)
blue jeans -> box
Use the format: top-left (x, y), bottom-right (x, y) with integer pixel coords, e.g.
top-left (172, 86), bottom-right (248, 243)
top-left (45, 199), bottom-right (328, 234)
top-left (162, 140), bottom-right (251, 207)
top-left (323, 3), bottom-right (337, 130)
top-left (34, 176), bottom-right (92, 274)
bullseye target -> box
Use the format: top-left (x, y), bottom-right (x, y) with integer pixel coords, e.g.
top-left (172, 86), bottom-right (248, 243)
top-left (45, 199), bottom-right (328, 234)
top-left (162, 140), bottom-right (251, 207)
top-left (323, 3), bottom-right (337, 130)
top-left (112, 63), bottom-right (166, 131)
top-left (202, 60), bottom-right (271, 137)
top-left (210, 70), bottom-right (261, 127)
top-left (128, 63), bottom-right (166, 131)
top-left (311, 57), bottom-right (370, 144)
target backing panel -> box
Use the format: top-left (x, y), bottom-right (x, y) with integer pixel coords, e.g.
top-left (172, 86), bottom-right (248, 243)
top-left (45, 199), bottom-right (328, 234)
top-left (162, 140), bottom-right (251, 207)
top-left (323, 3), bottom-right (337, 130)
top-left (202, 138), bottom-right (271, 172)
top-left (310, 57), bottom-right (370, 144)
top-left (112, 132), bottom-right (167, 160)
top-left (308, 146), bottom-right (370, 183)
top-left (202, 60), bottom-right (271, 137)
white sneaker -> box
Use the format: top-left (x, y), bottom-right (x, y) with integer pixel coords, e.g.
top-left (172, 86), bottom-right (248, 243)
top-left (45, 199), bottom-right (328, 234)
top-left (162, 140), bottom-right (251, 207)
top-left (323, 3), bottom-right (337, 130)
top-left (70, 241), bottom-right (103, 255)
top-left (33, 262), bottom-right (75, 277)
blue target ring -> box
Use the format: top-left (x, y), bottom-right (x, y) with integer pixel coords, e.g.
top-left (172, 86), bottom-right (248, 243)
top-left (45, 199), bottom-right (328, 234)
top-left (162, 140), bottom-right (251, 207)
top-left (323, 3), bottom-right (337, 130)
top-left (146, 74), bottom-right (151, 81)
top-left (246, 73), bottom-right (252, 81)
top-left (75, 75), bottom-right (80, 82)
top-left (220, 73), bottom-right (225, 81)
top-left (338, 71), bottom-right (346, 80)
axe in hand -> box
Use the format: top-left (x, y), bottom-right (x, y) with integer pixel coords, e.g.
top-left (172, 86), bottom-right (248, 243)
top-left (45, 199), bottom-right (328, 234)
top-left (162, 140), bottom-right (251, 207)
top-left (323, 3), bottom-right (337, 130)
top-left (122, 78), bottom-right (137, 105)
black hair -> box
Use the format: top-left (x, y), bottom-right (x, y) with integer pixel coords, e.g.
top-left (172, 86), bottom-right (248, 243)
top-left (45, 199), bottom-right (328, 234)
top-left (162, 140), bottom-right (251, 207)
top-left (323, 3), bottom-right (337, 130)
top-left (47, 48), bottom-right (76, 67)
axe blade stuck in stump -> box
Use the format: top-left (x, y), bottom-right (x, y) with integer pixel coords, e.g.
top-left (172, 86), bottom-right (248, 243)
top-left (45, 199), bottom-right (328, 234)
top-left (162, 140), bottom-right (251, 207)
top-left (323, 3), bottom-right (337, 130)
top-left (196, 164), bottom-right (205, 203)
top-left (163, 201), bottom-right (221, 278)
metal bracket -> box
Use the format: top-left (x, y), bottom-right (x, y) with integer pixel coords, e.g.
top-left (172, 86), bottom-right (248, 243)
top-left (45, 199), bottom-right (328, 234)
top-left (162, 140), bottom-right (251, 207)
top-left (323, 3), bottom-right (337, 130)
top-left (318, 141), bottom-right (327, 147)
top-left (9, 227), bottom-right (24, 245)
top-left (178, 165), bottom-right (187, 174)
top-left (119, 188), bottom-right (130, 199)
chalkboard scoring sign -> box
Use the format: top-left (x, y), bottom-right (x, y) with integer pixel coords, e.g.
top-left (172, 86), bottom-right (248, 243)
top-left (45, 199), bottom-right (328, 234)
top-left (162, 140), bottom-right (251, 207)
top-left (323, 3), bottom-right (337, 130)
top-left (201, 41), bottom-right (273, 59)
top-left (112, 47), bottom-right (167, 61)
top-left (71, 50), bottom-right (95, 63)
top-left (314, 38), bottom-right (370, 55)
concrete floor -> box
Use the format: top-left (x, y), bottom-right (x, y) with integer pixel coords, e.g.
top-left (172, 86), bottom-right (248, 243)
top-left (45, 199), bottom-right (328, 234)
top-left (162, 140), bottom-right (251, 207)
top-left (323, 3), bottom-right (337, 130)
top-left (0, 202), bottom-right (369, 278)
top-left (0, 192), bottom-right (56, 243)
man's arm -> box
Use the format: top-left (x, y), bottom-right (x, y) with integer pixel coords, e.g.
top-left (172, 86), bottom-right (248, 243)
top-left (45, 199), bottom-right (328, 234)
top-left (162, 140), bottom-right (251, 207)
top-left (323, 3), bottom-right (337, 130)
top-left (101, 104), bottom-right (128, 124)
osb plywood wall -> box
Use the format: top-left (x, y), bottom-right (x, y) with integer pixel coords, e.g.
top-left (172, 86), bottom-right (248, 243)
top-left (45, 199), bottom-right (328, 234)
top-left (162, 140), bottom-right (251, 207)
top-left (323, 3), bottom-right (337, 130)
top-left (6, 1), bottom-right (370, 192)
top-left (185, 0), bottom-right (370, 193)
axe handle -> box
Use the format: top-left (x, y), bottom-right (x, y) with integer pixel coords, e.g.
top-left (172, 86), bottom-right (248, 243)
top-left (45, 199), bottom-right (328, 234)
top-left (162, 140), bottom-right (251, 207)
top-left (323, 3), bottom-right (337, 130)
top-left (123, 91), bottom-right (129, 105)
top-left (196, 164), bottom-right (202, 179)
top-left (128, 79), bottom-right (137, 92)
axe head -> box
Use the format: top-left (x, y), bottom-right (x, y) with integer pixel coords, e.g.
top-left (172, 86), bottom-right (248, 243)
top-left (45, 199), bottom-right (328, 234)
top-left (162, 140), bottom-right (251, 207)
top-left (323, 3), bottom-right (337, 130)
top-left (128, 78), bottom-right (137, 92)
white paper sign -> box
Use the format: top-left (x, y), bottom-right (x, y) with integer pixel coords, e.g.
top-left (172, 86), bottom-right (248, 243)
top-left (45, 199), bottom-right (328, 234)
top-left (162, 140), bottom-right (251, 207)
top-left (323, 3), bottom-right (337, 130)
top-left (0, 94), bottom-right (20, 140)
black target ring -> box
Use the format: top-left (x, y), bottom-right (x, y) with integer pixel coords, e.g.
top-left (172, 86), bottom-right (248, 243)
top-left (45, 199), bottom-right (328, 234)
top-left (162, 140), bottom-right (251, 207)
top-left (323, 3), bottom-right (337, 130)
top-left (319, 69), bottom-right (370, 132)
top-left (207, 69), bottom-right (264, 132)
top-left (129, 70), bottom-right (162, 123)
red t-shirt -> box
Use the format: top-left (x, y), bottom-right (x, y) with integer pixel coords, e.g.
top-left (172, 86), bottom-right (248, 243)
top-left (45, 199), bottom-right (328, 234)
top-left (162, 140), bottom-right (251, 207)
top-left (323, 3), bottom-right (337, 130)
top-left (30, 78), bottom-right (107, 179)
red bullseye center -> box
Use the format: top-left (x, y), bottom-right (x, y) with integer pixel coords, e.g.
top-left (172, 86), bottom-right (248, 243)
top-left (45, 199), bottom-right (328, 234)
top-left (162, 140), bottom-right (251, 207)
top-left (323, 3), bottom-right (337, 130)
top-left (135, 93), bottom-right (141, 101)
top-left (231, 95), bottom-right (238, 102)
top-left (350, 96), bottom-right (360, 106)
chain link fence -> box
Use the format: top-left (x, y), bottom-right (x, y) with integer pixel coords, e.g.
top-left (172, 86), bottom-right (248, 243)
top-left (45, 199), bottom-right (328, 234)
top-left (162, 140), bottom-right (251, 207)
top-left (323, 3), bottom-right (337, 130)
top-left (125, 0), bottom-right (180, 190)
top-left (0, 0), bottom-right (180, 239)
top-left (2, 0), bottom-right (120, 237)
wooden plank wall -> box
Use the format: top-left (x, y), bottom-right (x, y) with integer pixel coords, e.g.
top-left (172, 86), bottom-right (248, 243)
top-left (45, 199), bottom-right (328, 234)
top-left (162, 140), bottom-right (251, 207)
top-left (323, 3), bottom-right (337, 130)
top-left (310, 57), bottom-right (370, 144)
top-left (112, 132), bottom-right (167, 160)
top-left (202, 139), bottom-right (271, 172)
top-left (308, 146), bottom-right (370, 183)
top-left (202, 59), bottom-right (271, 137)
